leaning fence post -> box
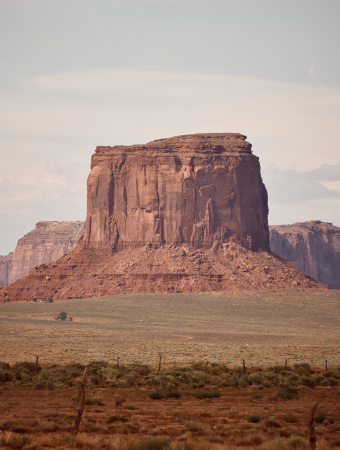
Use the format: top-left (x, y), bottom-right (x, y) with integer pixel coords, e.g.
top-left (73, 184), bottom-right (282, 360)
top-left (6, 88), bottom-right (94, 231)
top-left (308, 402), bottom-right (318, 450)
top-left (72, 365), bottom-right (90, 434)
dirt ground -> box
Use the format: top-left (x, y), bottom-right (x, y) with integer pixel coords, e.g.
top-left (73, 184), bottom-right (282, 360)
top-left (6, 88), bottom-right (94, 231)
top-left (0, 290), bottom-right (339, 367)
top-left (0, 369), bottom-right (340, 449)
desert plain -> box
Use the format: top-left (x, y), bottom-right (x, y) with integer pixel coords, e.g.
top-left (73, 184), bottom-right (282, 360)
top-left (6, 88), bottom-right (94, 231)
top-left (0, 290), bottom-right (340, 449)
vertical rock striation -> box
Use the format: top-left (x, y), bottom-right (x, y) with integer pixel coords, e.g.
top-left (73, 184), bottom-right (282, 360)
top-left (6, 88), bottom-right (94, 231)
top-left (84, 133), bottom-right (269, 252)
top-left (9, 221), bottom-right (85, 283)
top-left (270, 221), bottom-right (340, 289)
top-left (0, 253), bottom-right (13, 287)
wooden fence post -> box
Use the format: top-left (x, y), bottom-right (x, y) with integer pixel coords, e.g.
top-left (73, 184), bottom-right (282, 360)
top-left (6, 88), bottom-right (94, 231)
top-left (72, 365), bottom-right (90, 434)
top-left (325, 360), bottom-right (327, 372)
top-left (308, 402), bottom-right (318, 450)
top-left (285, 359), bottom-right (287, 369)
top-left (158, 353), bottom-right (163, 373)
top-left (35, 356), bottom-right (40, 375)
top-left (243, 359), bottom-right (246, 373)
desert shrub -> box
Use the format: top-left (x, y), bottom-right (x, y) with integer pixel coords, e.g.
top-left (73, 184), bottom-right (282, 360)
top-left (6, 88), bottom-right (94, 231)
top-left (85, 396), bottom-right (104, 406)
top-left (166, 390), bottom-right (182, 398)
top-left (149, 391), bottom-right (164, 400)
top-left (48, 298), bottom-right (54, 303)
top-left (114, 395), bottom-right (125, 407)
top-left (56, 311), bottom-right (67, 321)
top-left (321, 377), bottom-right (338, 387)
top-left (287, 436), bottom-right (308, 448)
top-left (314, 413), bottom-right (326, 424)
top-left (0, 362), bottom-right (10, 370)
top-left (191, 391), bottom-right (221, 399)
top-left (119, 374), bottom-right (136, 387)
top-left (294, 363), bottom-right (312, 373)
top-left (0, 370), bottom-right (12, 384)
top-left (107, 414), bottom-right (128, 423)
top-left (124, 405), bottom-right (138, 410)
top-left (12, 362), bottom-right (36, 374)
top-left (265, 418), bottom-right (282, 428)
top-left (252, 394), bottom-right (263, 399)
top-left (0, 435), bottom-right (31, 448)
top-left (301, 376), bottom-right (316, 388)
top-left (138, 438), bottom-right (170, 450)
top-left (247, 414), bottom-right (261, 423)
top-left (283, 414), bottom-right (299, 423)
top-left (189, 370), bottom-right (212, 388)
top-left (33, 371), bottom-right (54, 390)
top-left (133, 364), bottom-right (151, 376)
top-left (32, 298), bottom-right (37, 302)
top-left (231, 373), bottom-right (251, 388)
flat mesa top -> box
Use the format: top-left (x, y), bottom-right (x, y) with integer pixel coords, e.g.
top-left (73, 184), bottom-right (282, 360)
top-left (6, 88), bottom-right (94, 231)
top-left (94, 133), bottom-right (253, 156)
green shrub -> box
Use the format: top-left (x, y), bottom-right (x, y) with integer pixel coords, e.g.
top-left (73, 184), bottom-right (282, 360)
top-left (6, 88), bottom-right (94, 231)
top-left (247, 414), bottom-right (261, 423)
top-left (191, 391), bottom-right (221, 399)
top-left (0, 435), bottom-right (31, 448)
top-left (287, 436), bottom-right (308, 448)
top-left (166, 391), bottom-right (182, 398)
top-left (56, 311), bottom-right (67, 321)
top-left (138, 438), bottom-right (170, 450)
top-left (85, 396), bottom-right (104, 406)
top-left (48, 298), bottom-right (54, 303)
top-left (0, 370), bottom-right (12, 384)
top-left (276, 385), bottom-right (298, 400)
top-left (124, 405), bottom-right (138, 410)
top-left (301, 376), bottom-right (316, 388)
top-left (149, 391), bottom-right (164, 400)
top-left (32, 298), bottom-right (37, 302)
top-left (283, 414), bottom-right (299, 423)
top-left (0, 362), bottom-right (10, 370)
top-left (119, 374), bottom-right (136, 387)
top-left (107, 414), bottom-right (128, 423)
top-left (314, 413), bottom-right (326, 424)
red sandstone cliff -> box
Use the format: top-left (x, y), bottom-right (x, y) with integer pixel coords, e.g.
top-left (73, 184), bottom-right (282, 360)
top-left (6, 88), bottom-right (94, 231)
top-left (270, 221), bottom-right (340, 289)
top-left (0, 253), bottom-right (13, 287)
top-left (0, 134), bottom-right (325, 302)
top-left (9, 221), bottom-right (85, 284)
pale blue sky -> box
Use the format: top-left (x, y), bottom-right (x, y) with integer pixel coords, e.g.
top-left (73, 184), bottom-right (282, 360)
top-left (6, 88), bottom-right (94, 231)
top-left (1, 0), bottom-right (340, 254)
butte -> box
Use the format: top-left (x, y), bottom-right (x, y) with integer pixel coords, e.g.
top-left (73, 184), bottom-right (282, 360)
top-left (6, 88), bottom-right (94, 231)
top-left (0, 133), bottom-right (325, 302)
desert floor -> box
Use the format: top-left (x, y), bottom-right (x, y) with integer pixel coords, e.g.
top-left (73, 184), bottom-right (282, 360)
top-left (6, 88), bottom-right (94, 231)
top-left (0, 289), bottom-right (339, 367)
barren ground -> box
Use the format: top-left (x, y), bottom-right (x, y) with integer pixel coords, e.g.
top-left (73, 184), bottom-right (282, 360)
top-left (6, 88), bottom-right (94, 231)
top-left (0, 289), bottom-right (339, 367)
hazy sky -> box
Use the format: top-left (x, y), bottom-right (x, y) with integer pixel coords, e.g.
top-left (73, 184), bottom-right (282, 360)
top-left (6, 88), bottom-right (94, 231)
top-left (1, 0), bottom-right (340, 254)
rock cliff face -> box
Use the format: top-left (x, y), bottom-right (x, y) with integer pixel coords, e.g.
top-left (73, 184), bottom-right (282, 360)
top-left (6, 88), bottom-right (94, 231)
top-left (84, 133), bottom-right (270, 252)
top-left (9, 222), bottom-right (85, 284)
top-left (270, 221), bottom-right (340, 289)
top-left (0, 253), bottom-right (13, 287)
top-left (0, 134), bottom-right (325, 302)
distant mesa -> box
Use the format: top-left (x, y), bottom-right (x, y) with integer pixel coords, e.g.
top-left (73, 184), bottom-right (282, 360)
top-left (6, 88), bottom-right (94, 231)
top-left (0, 253), bottom-right (13, 288)
top-left (0, 133), bottom-right (325, 302)
top-left (270, 221), bottom-right (340, 289)
top-left (0, 222), bottom-right (85, 287)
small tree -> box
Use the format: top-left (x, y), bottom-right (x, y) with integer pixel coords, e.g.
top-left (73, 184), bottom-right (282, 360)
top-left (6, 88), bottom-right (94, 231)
top-left (57, 311), bottom-right (67, 321)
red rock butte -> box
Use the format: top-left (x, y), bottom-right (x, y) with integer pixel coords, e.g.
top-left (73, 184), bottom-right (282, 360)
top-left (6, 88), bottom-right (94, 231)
top-left (0, 133), bottom-right (325, 301)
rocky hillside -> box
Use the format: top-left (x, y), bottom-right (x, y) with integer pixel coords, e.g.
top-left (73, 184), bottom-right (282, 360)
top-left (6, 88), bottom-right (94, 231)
top-left (9, 221), bottom-right (85, 284)
top-left (0, 134), bottom-right (325, 302)
top-left (270, 221), bottom-right (340, 289)
top-left (0, 253), bottom-right (13, 287)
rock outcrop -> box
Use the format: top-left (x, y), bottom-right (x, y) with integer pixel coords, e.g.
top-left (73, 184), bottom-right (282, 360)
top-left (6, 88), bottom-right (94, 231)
top-left (9, 222), bottom-right (85, 283)
top-left (270, 221), bottom-right (340, 289)
top-left (0, 253), bottom-right (13, 287)
top-left (84, 133), bottom-right (270, 252)
top-left (0, 134), bottom-right (325, 302)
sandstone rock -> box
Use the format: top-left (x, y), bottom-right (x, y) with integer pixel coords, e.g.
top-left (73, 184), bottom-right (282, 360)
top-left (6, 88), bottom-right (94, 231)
top-left (0, 253), bottom-right (13, 287)
top-left (0, 134), bottom-right (325, 302)
top-left (270, 221), bottom-right (340, 289)
top-left (9, 221), bottom-right (85, 283)
top-left (84, 133), bottom-right (269, 252)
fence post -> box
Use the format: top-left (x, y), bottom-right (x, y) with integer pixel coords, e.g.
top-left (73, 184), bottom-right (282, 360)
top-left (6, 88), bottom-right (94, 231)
top-left (72, 365), bottom-right (90, 434)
